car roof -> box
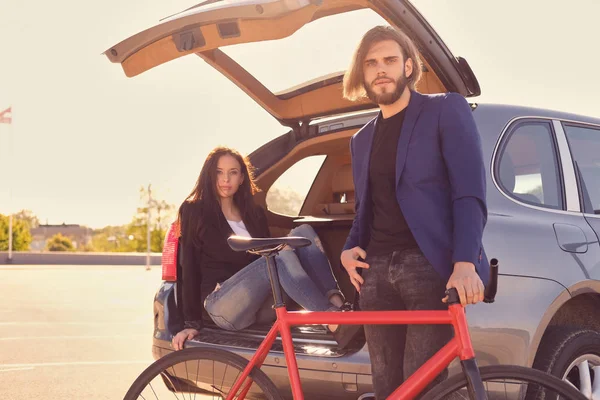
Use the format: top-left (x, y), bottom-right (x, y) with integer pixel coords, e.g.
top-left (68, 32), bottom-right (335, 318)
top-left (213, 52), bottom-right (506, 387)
top-left (473, 102), bottom-right (600, 127)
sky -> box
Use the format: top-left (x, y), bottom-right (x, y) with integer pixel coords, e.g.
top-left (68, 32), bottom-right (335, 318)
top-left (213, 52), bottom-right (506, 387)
top-left (0, 0), bottom-right (599, 229)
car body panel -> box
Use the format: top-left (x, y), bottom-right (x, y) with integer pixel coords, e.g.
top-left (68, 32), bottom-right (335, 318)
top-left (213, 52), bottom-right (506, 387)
top-left (585, 217), bottom-right (600, 244)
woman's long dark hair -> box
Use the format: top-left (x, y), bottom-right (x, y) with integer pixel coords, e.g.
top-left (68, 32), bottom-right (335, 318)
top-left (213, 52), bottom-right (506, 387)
top-left (178, 147), bottom-right (261, 246)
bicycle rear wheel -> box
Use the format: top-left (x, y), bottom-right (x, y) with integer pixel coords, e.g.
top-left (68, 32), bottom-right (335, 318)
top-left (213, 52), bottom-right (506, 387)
top-left (123, 347), bottom-right (283, 400)
top-left (420, 365), bottom-right (587, 400)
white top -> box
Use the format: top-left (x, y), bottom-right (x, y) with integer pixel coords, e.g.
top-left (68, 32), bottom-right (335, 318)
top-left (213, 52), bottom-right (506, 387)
top-left (227, 219), bottom-right (251, 238)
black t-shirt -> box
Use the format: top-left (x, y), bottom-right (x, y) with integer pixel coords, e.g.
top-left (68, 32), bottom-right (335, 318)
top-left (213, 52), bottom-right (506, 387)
top-left (367, 109), bottom-right (418, 256)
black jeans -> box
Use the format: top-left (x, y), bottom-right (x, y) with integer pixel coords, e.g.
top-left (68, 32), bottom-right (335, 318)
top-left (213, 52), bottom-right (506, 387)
top-left (359, 247), bottom-right (453, 399)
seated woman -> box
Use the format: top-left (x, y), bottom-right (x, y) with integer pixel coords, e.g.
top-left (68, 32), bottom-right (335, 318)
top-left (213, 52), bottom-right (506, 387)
top-left (172, 146), bottom-right (358, 350)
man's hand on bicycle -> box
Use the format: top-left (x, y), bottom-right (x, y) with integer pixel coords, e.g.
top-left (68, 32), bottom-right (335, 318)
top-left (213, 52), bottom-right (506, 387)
top-left (340, 246), bottom-right (370, 293)
top-left (443, 261), bottom-right (485, 306)
top-left (172, 328), bottom-right (199, 351)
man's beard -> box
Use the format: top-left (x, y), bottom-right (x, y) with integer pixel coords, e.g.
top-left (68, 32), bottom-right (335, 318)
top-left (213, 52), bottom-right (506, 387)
top-left (364, 74), bottom-right (408, 106)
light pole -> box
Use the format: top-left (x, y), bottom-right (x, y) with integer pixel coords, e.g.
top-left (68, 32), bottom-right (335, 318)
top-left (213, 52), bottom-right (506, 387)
top-left (146, 184), bottom-right (152, 271)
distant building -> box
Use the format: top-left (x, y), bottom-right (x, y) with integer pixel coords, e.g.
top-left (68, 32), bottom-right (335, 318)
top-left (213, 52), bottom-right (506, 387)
top-left (30, 223), bottom-right (93, 251)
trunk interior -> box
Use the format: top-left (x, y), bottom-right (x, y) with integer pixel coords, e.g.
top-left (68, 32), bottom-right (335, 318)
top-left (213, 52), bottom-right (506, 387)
top-left (255, 123), bottom-right (369, 300)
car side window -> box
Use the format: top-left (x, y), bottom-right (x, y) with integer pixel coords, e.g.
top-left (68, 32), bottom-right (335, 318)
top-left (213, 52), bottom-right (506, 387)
top-left (266, 155), bottom-right (327, 217)
top-left (496, 121), bottom-right (564, 210)
top-left (563, 124), bottom-right (600, 214)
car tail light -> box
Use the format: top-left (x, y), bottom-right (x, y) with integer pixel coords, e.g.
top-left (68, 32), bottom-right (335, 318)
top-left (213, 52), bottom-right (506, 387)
top-left (161, 222), bottom-right (179, 282)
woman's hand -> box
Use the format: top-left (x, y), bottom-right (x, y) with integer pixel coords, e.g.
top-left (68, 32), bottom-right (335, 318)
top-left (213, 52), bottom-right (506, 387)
top-left (172, 328), bottom-right (199, 351)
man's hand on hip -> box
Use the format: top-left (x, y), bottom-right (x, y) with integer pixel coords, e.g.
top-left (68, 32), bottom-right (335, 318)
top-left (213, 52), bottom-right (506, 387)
top-left (443, 262), bottom-right (484, 306)
top-left (340, 247), bottom-right (370, 293)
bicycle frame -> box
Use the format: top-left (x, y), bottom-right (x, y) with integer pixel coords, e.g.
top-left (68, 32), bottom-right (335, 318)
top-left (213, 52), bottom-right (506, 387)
top-left (225, 264), bottom-right (478, 400)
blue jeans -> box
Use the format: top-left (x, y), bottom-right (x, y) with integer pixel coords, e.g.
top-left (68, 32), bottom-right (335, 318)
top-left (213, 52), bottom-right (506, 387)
top-left (204, 224), bottom-right (343, 331)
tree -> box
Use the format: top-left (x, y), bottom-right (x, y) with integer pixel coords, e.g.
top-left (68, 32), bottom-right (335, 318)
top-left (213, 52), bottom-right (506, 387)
top-left (139, 185), bottom-right (176, 232)
top-left (129, 185), bottom-right (175, 252)
top-left (266, 187), bottom-right (304, 216)
top-left (89, 225), bottom-right (129, 252)
top-left (123, 209), bottom-right (169, 253)
top-left (0, 214), bottom-right (32, 251)
top-left (88, 186), bottom-right (176, 253)
top-left (46, 233), bottom-right (75, 252)
top-left (14, 209), bottom-right (40, 229)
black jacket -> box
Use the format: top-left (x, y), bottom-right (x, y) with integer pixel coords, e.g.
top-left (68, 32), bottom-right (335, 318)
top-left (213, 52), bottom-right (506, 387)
top-left (179, 200), bottom-right (270, 329)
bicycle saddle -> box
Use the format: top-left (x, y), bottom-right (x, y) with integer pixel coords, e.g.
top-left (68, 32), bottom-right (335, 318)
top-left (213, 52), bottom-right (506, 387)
top-left (227, 236), bottom-right (311, 253)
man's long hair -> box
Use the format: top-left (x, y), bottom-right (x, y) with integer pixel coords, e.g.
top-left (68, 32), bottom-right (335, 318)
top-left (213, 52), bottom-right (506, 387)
top-left (343, 26), bottom-right (423, 102)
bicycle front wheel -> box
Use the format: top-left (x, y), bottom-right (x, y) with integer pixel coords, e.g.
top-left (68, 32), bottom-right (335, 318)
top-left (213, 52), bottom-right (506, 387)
top-left (123, 347), bottom-right (283, 400)
top-left (421, 365), bottom-right (587, 400)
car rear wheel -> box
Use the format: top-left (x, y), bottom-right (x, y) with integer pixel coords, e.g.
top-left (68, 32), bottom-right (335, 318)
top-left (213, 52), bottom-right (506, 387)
top-left (123, 347), bottom-right (283, 400)
top-left (533, 327), bottom-right (600, 398)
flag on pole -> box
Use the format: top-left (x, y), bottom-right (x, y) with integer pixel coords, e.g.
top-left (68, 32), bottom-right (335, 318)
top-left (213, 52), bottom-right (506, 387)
top-left (1, 106), bottom-right (14, 259)
top-left (0, 106), bottom-right (12, 124)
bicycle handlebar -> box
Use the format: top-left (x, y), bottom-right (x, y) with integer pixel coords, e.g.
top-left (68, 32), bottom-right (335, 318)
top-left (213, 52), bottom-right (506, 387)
top-left (484, 258), bottom-right (499, 303)
top-left (446, 258), bottom-right (499, 305)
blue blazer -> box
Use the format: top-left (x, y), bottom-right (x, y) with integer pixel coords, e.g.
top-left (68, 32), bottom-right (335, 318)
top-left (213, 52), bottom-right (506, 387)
top-left (343, 91), bottom-right (490, 285)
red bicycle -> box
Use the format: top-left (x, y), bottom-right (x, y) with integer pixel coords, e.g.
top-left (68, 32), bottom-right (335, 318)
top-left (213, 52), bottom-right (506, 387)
top-left (124, 236), bottom-right (585, 400)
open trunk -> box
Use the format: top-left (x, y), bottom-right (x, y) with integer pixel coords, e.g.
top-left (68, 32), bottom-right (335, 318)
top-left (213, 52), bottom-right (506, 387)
top-left (105, 0), bottom-right (480, 128)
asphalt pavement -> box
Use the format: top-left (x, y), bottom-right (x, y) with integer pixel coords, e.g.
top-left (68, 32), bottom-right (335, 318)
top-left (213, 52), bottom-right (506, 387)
top-left (0, 265), bottom-right (182, 399)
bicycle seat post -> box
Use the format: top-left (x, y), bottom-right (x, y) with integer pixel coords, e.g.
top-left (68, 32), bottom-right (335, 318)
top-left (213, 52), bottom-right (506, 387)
top-left (228, 236), bottom-right (312, 310)
top-left (265, 254), bottom-right (286, 309)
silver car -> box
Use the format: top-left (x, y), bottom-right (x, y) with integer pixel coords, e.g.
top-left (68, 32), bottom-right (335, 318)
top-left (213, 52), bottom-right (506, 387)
top-left (105, 0), bottom-right (600, 398)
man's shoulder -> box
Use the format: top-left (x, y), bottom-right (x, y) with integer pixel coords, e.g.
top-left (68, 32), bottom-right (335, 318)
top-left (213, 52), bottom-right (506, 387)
top-left (351, 115), bottom-right (377, 142)
top-left (420, 91), bottom-right (470, 111)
